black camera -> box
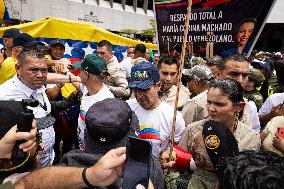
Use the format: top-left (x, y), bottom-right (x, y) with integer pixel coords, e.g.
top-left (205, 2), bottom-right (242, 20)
top-left (0, 99), bottom-right (39, 160)
top-left (0, 99), bottom-right (39, 179)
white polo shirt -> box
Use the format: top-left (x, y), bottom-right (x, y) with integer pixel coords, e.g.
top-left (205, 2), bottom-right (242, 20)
top-left (0, 75), bottom-right (55, 166)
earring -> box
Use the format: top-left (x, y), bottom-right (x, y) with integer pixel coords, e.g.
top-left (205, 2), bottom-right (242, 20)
top-left (234, 112), bottom-right (239, 132)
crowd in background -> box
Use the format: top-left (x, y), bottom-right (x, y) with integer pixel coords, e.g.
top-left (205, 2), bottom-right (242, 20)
top-left (0, 27), bottom-right (284, 189)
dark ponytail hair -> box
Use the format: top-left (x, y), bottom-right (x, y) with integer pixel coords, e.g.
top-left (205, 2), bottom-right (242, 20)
top-left (209, 79), bottom-right (244, 105)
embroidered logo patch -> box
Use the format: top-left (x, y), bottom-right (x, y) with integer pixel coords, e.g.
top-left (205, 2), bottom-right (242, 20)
top-left (133, 71), bottom-right (149, 78)
top-left (204, 135), bottom-right (220, 149)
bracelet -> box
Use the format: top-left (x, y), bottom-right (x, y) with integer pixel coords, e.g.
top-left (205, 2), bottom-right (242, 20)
top-left (69, 75), bottom-right (72, 83)
top-left (0, 152), bottom-right (30, 172)
top-left (82, 167), bottom-right (96, 188)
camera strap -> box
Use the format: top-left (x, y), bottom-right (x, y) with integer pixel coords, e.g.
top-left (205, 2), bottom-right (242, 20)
top-left (30, 94), bottom-right (47, 111)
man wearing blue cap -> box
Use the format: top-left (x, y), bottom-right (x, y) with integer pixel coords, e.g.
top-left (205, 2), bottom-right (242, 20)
top-left (1, 28), bottom-right (21, 58)
top-left (127, 61), bottom-right (185, 158)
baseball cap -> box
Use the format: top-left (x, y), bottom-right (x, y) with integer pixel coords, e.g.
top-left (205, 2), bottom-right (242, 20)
top-left (2, 28), bottom-right (21, 38)
top-left (248, 68), bottom-right (265, 83)
top-left (187, 65), bottom-right (214, 83)
top-left (129, 61), bottom-right (160, 89)
top-left (202, 120), bottom-right (239, 168)
top-left (49, 39), bottom-right (65, 48)
top-left (85, 98), bottom-right (139, 154)
top-left (251, 59), bottom-right (271, 73)
top-left (12, 33), bottom-right (35, 48)
top-left (73, 54), bottom-right (108, 75)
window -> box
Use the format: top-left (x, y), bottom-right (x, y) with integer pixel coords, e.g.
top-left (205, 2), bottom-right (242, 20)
top-left (126, 0), bottom-right (132, 6)
top-left (137, 0), bottom-right (144, 8)
top-left (148, 0), bottom-right (153, 10)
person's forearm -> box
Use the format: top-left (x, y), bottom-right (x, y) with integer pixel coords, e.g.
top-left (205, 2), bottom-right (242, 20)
top-left (47, 60), bottom-right (69, 67)
top-left (47, 60), bottom-right (56, 67)
top-left (15, 167), bottom-right (86, 189)
top-left (107, 85), bottom-right (130, 98)
top-left (46, 73), bottom-right (81, 84)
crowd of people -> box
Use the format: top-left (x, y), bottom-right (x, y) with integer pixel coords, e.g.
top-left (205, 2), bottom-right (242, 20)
top-left (0, 27), bottom-right (284, 189)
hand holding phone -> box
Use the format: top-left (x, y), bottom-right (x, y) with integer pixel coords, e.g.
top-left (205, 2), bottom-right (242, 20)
top-left (123, 136), bottom-right (152, 189)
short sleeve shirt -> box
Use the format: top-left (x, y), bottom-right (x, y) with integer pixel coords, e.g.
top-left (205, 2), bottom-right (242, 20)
top-left (127, 99), bottom-right (185, 157)
top-left (0, 57), bottom-right (17, 84)
top-left (77, 84), bottom-right (114, 150)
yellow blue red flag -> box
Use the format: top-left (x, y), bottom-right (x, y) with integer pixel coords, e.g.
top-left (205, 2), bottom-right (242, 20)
top-left (0, 17), bottom-right (157, 62)
top-left (0, 0), bottom-right (10, 25)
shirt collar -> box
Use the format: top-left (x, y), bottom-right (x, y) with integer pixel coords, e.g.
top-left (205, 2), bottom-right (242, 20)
top-left (13, 75), bottom-right (45, 97)
top-left (160, 85), bottom-right (176, 97)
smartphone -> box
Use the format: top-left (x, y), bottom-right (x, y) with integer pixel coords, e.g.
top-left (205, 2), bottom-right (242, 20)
top-left (123, 136), bottom-right (152, 189)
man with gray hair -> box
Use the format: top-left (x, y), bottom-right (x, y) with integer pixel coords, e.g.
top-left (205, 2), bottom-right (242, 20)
top-left (72, 54), bottom-right (114, 150)
top-left (182, 65), bottom-right (214, 126)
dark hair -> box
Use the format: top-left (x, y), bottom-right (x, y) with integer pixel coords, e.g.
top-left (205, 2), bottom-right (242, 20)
top-left (157, 55), bottom-right (178, 69)
top-left (97, 40), bottom-right (113, 52)
top-left (237, 17), bottom-right (257, 32)
top-left (235, 17), bottom-right (257, 39)
top-left (127, 46), bottom-right (135, 51)
top-left (135, 44), bottom-right (146, 54)
top-left (206, 55), bottom-right (224, 69)
top-left (18, 47), bottom-right (45, 66)
top-left (209, 79), bottom-right (244, 105)
top-left (216, 150), bottom-right (284, 189)
top-left (219, 54), bottom-right (249, 71)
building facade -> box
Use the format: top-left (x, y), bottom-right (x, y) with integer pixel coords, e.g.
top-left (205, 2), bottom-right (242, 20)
top-left (6, 0), bottom-right (155, 32)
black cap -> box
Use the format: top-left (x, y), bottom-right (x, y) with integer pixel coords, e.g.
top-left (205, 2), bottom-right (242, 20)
top-left (49, 39), bottom-right (65, 48)
top-left (202, 120), bottom-right (239, 168)
top-left (85, 98), bottom-right (139, 154)
top-left (12, 33), bottom-right (35, 48)
top-left (2, 28), bottom-right (21, 38)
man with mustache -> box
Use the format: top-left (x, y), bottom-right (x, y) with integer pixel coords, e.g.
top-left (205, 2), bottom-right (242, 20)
top-left (127, 61), bottom-right (185, 158)
top-left (182, 54), bottom-right (261, 133)
top-left (0, 48), bottom-right (55, 167)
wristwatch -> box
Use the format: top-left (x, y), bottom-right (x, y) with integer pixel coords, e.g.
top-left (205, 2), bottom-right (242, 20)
top-left (57, 83), bottom-right (64, 89)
